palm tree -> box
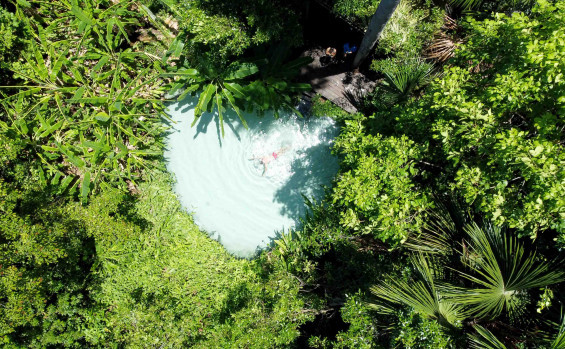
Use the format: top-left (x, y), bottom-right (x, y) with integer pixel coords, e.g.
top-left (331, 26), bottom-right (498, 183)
top-left (451, 222), bottom-right (565, 320)
top-left (372, 202), bottom-right (565, 346)
top-left (352, 0), bottom-right (401, 69)
top-left (369, 254), bottom-right (465, 329)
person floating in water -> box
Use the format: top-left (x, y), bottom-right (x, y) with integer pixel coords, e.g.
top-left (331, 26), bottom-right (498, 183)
top-left (250, 147), bottom-right (288, 176)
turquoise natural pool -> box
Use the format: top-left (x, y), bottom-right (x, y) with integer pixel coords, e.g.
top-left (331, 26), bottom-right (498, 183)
top-left (164, 97), bottom-right (339, 257)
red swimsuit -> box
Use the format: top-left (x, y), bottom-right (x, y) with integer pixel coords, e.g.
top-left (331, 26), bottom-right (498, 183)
top-left (272, 152), bottom-right (278, 159)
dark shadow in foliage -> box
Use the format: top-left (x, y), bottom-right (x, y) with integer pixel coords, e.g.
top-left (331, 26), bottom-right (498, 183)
top-left (3, 193), bottom-right (99, 346)
top-left (130, 287), bottom-right (156, 307)
top-left (295, 234), bottom-right (398, 346)
top-left (187, 0), bottom-right (304, 51)
top-left (257, 194), bottom-right (398, 344)
top-left (116, 193), bottom-right (152, 231)
top-left (217, 282), bottom-right (253, 324)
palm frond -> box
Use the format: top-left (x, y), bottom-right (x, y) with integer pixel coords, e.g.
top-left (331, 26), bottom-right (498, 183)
top-left (551, 316), bottom-right (565, 349)
top-left (378, 58), bottom-right (434, 105)
top-left (453, 223), bottom-right (565, 319)
top-left (369, 254), bottom-right (464, 328)
top-left (405, 197), bottom-right (469, 256)
top-left (425, 34), bottom-right (462, 63)
top-left (470, 325), bottom-right (508, 349)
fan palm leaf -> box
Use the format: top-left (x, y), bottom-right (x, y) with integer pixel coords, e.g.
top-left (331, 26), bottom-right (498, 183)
top-left (470, 325), bottom-right (508, 349)
top-left (405, 201), bottom-right (459, 255)
top-left (381, 59), bottom-right (434, 102)
top-left (550, 316), bottom-right (565, 349)
top-left (452, 223), bottom-right (565, 319)
top-left (369, 254), bottom-right (464, 328)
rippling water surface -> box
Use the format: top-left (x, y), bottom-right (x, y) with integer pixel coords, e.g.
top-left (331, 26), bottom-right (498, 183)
top-left (164, 97), bottom-right (339, 257)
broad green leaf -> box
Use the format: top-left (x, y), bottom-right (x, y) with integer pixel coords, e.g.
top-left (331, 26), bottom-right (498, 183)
top-left (95, 111), bottom-right (111, 122)
top-left (223, 82), bottom-right (246, 99)
top-left (225, 62), bottom-right (259, 80)
top-left (115, 143), bottom-right (128, 159)
top-left (162, 68), bottom-right (198, 77)
top-left (57, 143), bottom-right (85, 168)
top-left (41, 145), bottom-right (59, 152)
top-left (51, 172), bottom-right (62, 186)
top-left (71, 86), bottom-right (86, 100)
top-left (216, 92), bottom-right (224, 137)
top-left (50, 48), bottom-right (69, 80)
top-left (223, 89), bottom-right (248, 129)
top-left (16, 0), bottom-right (31, 8)
top-left (72, 5), bottom-right (94, 26)
top-left (15, 119), bottom-right (29, 134)
top-left (176, 84), bottom-right (201, 101)
top-left (81, 171), bottom-right (91, 204)
top-left (193, 84), bottom-right (215, 123)
top-left (39, 120), bottom-right (63, 138)
top-left (93, 56), bottom-right (110, 74)
top-left (58, 175), bottom-right (74, 193)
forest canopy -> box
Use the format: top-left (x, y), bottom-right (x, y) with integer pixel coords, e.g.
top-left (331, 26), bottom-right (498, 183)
top-left (0, 0), bottom-right (564, 347)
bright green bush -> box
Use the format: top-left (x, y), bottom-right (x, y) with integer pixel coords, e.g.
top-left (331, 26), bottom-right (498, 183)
top-left (333, 292), bottom-right (379, 349)
top-left (1, 165), bottom-right (312, 346)
top-left (0, 7), bottom-right (28, 63)
top-left (0, 134), bottom-right (98, 346)
top-left (370, 0), bottom-right (565, 242)
top-left (391, 308), bottom-right (456, 349)
top-left (333, 0), bottom-right (379, 25)
top-left (64, 173), bottom-right (308, 347)
top-left (435, 1), bottom-right (565, 238)
top-left (161, 0), bottom-right (302, 65)
top-left (332, 118), bottom-right (432, 246)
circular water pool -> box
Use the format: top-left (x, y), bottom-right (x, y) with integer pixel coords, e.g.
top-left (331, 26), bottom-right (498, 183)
top-left (164, 97), bottom-right (339, 257)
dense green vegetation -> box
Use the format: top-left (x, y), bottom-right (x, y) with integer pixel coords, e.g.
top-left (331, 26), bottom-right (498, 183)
top-left (1, 0), bottom-right (564, 347)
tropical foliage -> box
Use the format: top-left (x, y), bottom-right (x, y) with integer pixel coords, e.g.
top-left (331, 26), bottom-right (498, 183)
top-left (156, 0), bottom-right (303, 65)
top-left (1, 0), bottom-right (564, 347)
top-left (0, 0), bottom-right (172, 202)
top-left (167, 47), bottom-right (312, 135)
top-left (370, 0), bottom-right (565, 242)
top-left (369, 207), bottom-right (564, 346)
top-left (332, 118), bottom-right (432, 245)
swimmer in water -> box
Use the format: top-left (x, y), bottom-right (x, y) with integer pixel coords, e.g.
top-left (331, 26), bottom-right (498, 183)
top-left (250, 147), bottom-right (288, 176)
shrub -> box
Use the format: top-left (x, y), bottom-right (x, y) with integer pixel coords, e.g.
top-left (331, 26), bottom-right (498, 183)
top-left (0, 7), bottom-right (28, 63)
top-left (370, 0), bottom-right (565, 241)
top-left (377, 0), bottom-right (444, 59)
top-left (331, 118), bottom-right (432, 246)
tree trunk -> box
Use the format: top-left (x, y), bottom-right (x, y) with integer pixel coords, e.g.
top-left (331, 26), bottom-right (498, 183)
top-left (352, 0), bottom-right (401, 69)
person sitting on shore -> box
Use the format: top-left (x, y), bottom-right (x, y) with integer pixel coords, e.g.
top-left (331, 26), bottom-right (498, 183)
top-left (321, 47), bottom-right (337, 66)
